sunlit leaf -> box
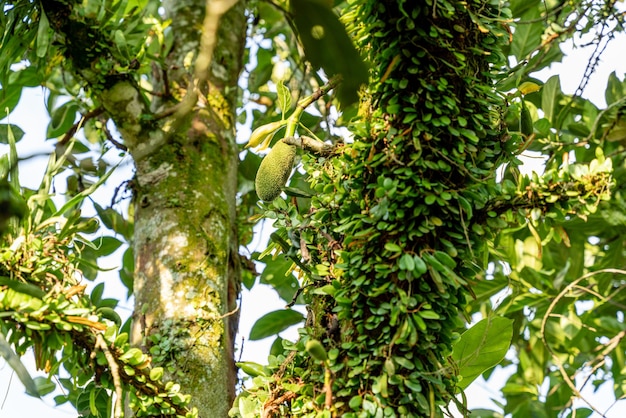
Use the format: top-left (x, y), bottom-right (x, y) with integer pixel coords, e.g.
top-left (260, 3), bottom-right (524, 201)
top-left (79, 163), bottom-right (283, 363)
top-left (276, 81), bottom-right (292, 117)
top-left (452, 316), bottom-right (513, 390)
top-left (36, 9), bottom-right (51, 58)
top-left (249, 309), bottom-right (305, 340)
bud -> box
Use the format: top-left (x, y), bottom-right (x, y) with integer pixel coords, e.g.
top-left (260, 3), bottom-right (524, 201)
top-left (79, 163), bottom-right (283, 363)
top-left (246, 120), bottom-right (287, 150)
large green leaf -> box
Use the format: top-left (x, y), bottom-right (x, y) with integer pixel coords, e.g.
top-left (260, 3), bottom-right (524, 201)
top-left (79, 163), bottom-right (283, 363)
top-left (291, 0), bottom-right (367, 107)
top-left (452, 316), bottom-right (513, 390)
top-left (541, 75), bottom-right (562, 126)
top-left (510, 7), bottom-right (543, 62)
top-left (249, 309), bottom-right (304, 341)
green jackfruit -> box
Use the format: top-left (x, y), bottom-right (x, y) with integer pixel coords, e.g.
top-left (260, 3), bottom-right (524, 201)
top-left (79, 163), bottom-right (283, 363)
top-left (255, 140), bottom-right (296, 202)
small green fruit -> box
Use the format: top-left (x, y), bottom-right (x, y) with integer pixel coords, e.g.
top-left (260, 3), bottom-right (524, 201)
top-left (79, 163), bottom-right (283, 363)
top-left (255, 140), bottom-right (296, 202)
top-left (305, 339), bottom-right (328, 362)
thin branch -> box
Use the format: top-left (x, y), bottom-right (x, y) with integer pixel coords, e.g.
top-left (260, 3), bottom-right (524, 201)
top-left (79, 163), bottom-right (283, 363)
top-left (169, 0), bottom-right (239, 135)
top-left (539, 268), bottom-right (626, 416)
top-left (577, 329), bottom-right (626, 394)
top-left (282, 135), bottom-right (334, 156)
top-left (94, 333), bottom-right (123, 418)
top-left (103, 125), bottom-right (128, 152)
top-left (58, 107), bottom-right (105, 146)
top-left (296, 76), bottom-right (341, 111)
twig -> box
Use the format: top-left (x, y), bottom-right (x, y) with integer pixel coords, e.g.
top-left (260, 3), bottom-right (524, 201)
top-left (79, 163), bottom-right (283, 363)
top-left (219, 304), bottom-right (240, 319)
top-left (94, 333), bottom-right (123, 418)
top-left (58, 107), bottom-right (105, 146)
top-left (168, 0), bottom-right (239, 135)
top-left (539, 268), bottom-right (626, 416)
top-left (577, 329), bottom-right (626, 395)
top-left (103, 125), bottom-right (128, 151)
top-left (282, 136), bottom-right (334, 156)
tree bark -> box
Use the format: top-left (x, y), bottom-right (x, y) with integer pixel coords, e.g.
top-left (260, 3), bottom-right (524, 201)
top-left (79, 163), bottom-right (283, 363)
top-left (128, 2), bottom-right (247, 416)
top-left (40, 0), bottom-right (246, 414)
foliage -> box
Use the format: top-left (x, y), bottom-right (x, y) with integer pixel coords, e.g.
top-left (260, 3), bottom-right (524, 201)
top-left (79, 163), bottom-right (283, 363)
top-left (1, 0), bottom-right (626, 417)
top-left (234, 0), bottom-right (624, 418)
top-left (0, 133), bottom-right (196, 416)
top-left (0, 0), bottom-right (209, 416)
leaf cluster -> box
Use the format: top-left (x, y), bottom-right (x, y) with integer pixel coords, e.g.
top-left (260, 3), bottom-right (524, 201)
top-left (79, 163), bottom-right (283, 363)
top-left (234, 0), bottom-right (619, 417)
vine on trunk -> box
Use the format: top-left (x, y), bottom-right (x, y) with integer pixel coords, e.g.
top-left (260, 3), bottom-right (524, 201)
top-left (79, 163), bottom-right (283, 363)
top-left (233, 0), bottom-right (611, 417)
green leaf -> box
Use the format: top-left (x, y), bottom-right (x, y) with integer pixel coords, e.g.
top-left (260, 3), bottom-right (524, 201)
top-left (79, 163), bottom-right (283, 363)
top-left (384, 242), bottom-right (402, 253)
top-left (0, 84), bottom-right (23, 114)
top-left (36, 9), bottom-right (51, 58)
top-left (93, 202), bottom-right (133, 240)
top-left (149, 367), bottom-right (164, 381)
top-left (91, 282), bottom-right (105, 305)
top-left (259, 252), bottom-right (300, 303)
top-left (509, 7), bottom-right (542, 61)
top-left (0, 124), bottom-right (25, 143)
top-left (114, 29), bottom-right (130, 60)
top-left (541, 75), bottom-right (562, 126)
top-left (47, 101), bottom-right (78, 139)
top-left (468, 409), bottom-right (504, 418)
top-left (249, 309), bottom-right (304, 340)
top-left (291, 0), bottom-right (368, 107)
top-left (451, 315), bottom-right (513, 390)
top-left (605, 71), bottom-right (625, 106)
top-left (0, 333), bottom-right (40, 397)
top-left (12, 67), bottom-right (43, 87)
top-left (0, 276), bottom-right (45, 299)
top-left (508, 0), bottom-right (541, 16)
top-left (237, 361), bottom-right (268, 377)
top-left (276, 81), bottom-right (292, 117)
top-left (33, 377), bottom-right (56, 396)
top-left (92, 236), bottom-right (123, 257)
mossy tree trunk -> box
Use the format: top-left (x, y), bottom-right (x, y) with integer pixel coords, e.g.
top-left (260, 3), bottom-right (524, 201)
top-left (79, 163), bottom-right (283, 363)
top-left (235, 0), bottom-right (513, 415)
top-left (43, 0), bottom-right (247, 415)
top-left (129, 2), bottom-right (246, 414)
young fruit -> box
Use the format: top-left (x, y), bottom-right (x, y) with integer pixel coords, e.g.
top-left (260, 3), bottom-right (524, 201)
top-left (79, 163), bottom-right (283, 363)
top-left (255, 140), bottom-right (296, 202)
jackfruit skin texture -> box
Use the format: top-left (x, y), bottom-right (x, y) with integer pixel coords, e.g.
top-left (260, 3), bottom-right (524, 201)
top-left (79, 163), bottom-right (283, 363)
top-left (255, 140), bottom-right (296, 202)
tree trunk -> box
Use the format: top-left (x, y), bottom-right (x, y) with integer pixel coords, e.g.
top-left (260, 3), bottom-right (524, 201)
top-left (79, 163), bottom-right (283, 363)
top-left (128, 2), bottom-right (247, 416)
top-left (38, 0), bottom-right (247, 415)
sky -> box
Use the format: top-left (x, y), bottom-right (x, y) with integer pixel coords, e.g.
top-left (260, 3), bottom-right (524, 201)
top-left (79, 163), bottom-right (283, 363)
top-left (1, 16), bottom-right (626, 418)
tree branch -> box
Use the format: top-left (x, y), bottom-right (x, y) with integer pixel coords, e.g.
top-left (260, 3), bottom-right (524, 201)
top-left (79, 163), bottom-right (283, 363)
top-left (57, 107), bottom-right (105, 146)
top-left (282, 136), bottom-right (335, 156)
top-left (169, 0), bottom-right (239, 134)
top-left (94, 333), bottom-right (123, 418)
